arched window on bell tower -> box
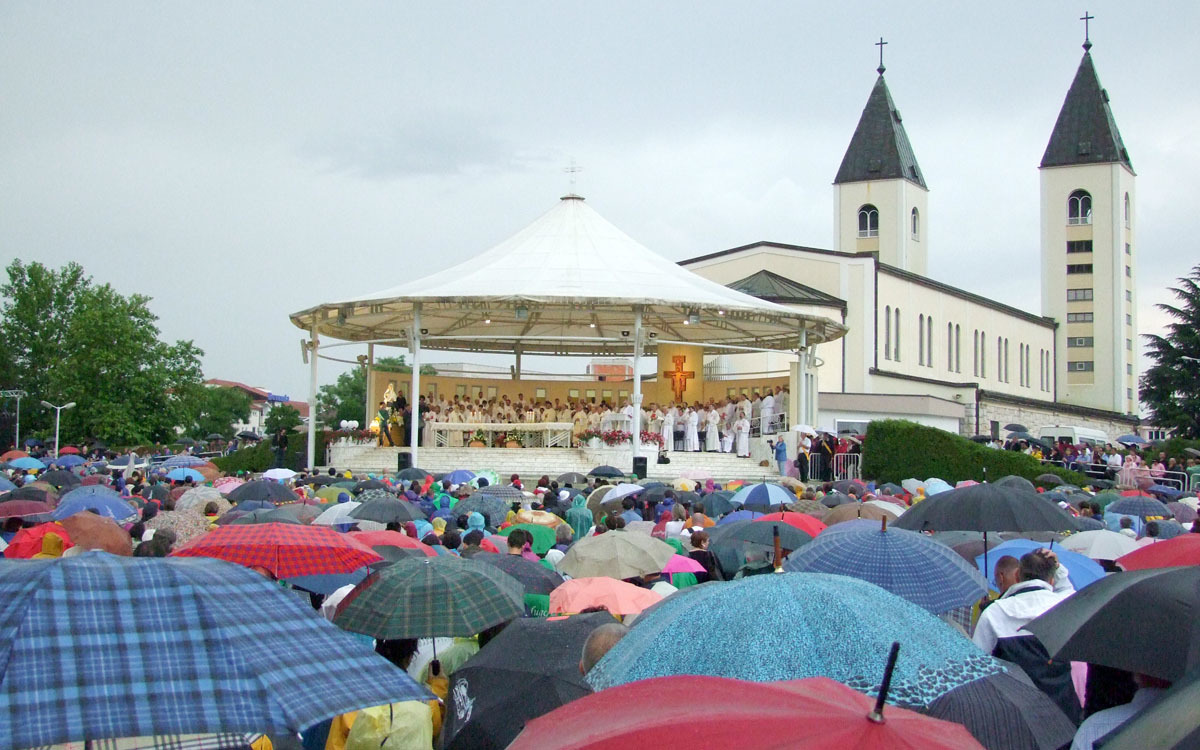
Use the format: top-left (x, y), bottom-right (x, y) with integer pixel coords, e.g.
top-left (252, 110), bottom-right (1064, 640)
top-left (1068, 190), bottom-right (1092, 225)
top-left (858, 205), bottom-right (879, 238)
top-left (911, 207), bottom-right (920, 240)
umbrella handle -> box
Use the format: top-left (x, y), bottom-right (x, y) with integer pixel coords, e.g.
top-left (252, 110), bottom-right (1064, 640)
top-left (772, 525), bottom-right (782, 572)
top-left (868, 641), bottom-right (901, 723)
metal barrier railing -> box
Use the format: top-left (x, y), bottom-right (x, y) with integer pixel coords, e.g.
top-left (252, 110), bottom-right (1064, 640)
top-left (833, 453), bottom-right (861, 481)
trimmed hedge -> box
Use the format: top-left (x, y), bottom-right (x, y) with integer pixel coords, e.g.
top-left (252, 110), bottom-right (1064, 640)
top-left (860, 419), bottom-right (1091, 486)
top-left (212, 430), bottom-right (327, 474)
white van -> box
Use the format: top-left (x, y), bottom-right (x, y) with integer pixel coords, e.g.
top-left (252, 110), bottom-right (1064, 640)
top-left (1037, 425), bottom-right (1110, 447)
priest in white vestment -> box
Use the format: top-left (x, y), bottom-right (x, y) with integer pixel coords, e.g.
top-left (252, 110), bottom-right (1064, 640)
top-left (660, 408), bottom-right (674, 452)
top-left (734, 415), bottom-right (751, 457)
top-left (704, 407), bottom-right (720, 452)
top-left (684, 407), bottom-right (700, 452)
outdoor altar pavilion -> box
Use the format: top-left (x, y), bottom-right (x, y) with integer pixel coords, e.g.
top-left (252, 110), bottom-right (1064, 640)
top-left (289, 194), bottom-right (848, 471)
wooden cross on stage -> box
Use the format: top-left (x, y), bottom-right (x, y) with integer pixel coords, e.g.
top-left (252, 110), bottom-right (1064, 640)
top-left (663, 355), bottom-right (695, 403)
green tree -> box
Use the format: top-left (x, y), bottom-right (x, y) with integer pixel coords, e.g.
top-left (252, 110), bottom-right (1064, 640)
top-left (0, 260), bottom-right (206, 446)
top-left (265, 404), bottom-right (303, 434)
top-left (183, 386), bottom-right (252, 439)
top-left (314, 355), bottom-right (435, 426)
top-left (1140, 263), bottom-right (1200, 438)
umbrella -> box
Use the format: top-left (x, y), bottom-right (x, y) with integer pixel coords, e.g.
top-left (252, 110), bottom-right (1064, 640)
top-left (496, 523), bottom-right (557, 555)
top-left (205, 433), bottom-right (226, 441)
top-left (166, 468), bottom-right (205, 482)
top-left (1115, 433), bottom-right (1148, 445)
top-left (236, 430), bottom-right (262, 440)
top-left (160, 455), bottom-right (208, 468)
top-left (0, 476), bottom-right (15, 492)
top-left (1107, 496), bottom-right (1173, 519)
top-left (442, 612), bottom-right (609, 750)
top-left (753, 511), bottom-right (826, 537)
top-left (1145, 519), bottom-right (1188, 539)
top-left (470, 469), bottom-right (500, 488)
top-left (0, 499), bottom-right (53, 519)
top-left (52, 488), bottom-right (137, 522)
top-left (974, 539), bottom-right (1105, 592)
top-left (213, 476), bottom-right (245, 492)
top-left (819, 491), bottom-right (856, 508)
top-left (352, 478), bottom-right (390, 493)
top-left (9, 457), bottom-right (46, 470)
top-left (474, 552), bottom-right (565, 594)
top-left (588, 465), bottom-right (624, 478)
top-left (511, 673), bottom-right (983, 750)
top-left (699, 490), bottom-right (735, 518)
top-left (1059, 529), bottom-right (1141, 560)
top-left (0, 553), bottom-right (428, 748)
top-left (477, 484), bottom-right (525, 501)
top-left (662, 554), bottom-right (706, 574)
top-left (227, 499), bottom-right (274, 513)
top-left (559, 531), bottom-right (676, 579)
top-left (349, 492), bottom-right (426, 524)
top-left (302, 475), bottom-right (339, 487)
top-left (893, 483), bottom-right (1078, 534)
top-left (1100, 665), bottom-right (1200, 750)
top-left (315, 485), bottom-right (353, 503)
top-left (227, 480), bottom-right (298, 505)
top-left (231, 506), bottom-right (316, 525)
top-left (312, 501), bottom-right (362, 526)
top-left (822, 501), bottom-right (898, 525)
top-left (2, 523), bottom-right (73, 558)
top-left (23, 437), bottom-right (43, 447)
top-left (549, 576), bottom-right (663, 615)
top-left (452, 494), bottom-right (511, 527)
top-left (1116, 535), bottom-right (1200, 570)
top-left (730, 483), bottom-right (794, 508)
top-left (793, 423), bottom-right (817, 435)
top-left (175, 487), bottom-right (232, 516)
top-left (1147, 484), bottom-right (1186, 502)
top-left (788, 497), bottom-right (830, 516)
top-left (1004, 423), bottom-right (1028, 433)
top-left (588, 573), bottom-right (1002, 707)
top-left (672, 478), bottom-right (697, 492)
top-left (707, 520), bottom-right (813, 577)
top-left (1025, 566), bottom-right (1200, 682)
top-left (397, 467), bottom-right (431, 481)
top-left (32, 469), bottom-right (79, 490)
top-left (347, 530), bottom-right (437, 558)
top-left (58, 512), bottom-right (132, 555)
top-left (832, 479), bottom-right (867, 495)
top-left (784, 520), bottom-right (988, 615)
top-left (444, 469), bottom-right (476, 484)
top-left (923, 668), bottom-right (1077, 750)
top-left (1035, 473), bottom-right (1065, 486)
top-left (171, 523), bottom-right (381, 578)
top-left (147, 510), bottom-right (214, 546)
top-left (717, 509), bottom-right (764, 525)
top-left (333, 555), bottom-right (523, 638)
top-left (174, 436), bottom-right (198, 446)
top-left (47, 455), bottom-right (86, 469)
top-left (262, 468), bottom-right (297, 481)
top-left (0, 450), bottom-right (28, 461)
top-left (604, 483), bottom-right (644, 503)
top-left (556, 471), bottom-right (587, 485)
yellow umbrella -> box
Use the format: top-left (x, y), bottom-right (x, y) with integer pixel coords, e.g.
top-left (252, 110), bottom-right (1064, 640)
top-left (672, 478), bottom-right (697, 492)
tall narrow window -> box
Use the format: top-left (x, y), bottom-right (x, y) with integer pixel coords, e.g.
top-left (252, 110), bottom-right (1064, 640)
top-left (955, 325), bottom-right (961, 373)
top-left (858, 205), bottom-right (879, 238)
top-left (927, 316), bottom-right (933, 368)
top-left (973, 331), bottom-right (979, 376)
top-left (911, 208), bottom-right (920, 239)
top-left (894, 308), bottom-right (901, 361)
top-left (980, 331), bottom-right (986, 377)
top-left (918, 314), bottom-right (925, 365)
top-left (947, 323), bottom-right (954, 370)
top-left (1018, 345), bottom-right (1023, 386)
top-left (1067, 189), bottom-right (1092, 225)
top-left (1124, 192), bottom-right (1130, 227)
top-left (997, 339), bottom-right (1003, 381)
top-left (884, 306), bottom-right (891, 360)
top-left (1004, 339), bottom-right (1010, 383)
top-left (1026, 344), bottom-right (1032, 387)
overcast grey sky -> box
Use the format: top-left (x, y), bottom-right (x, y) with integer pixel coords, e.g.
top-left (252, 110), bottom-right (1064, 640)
top-left (2, 2), bottom-right (1195, 402)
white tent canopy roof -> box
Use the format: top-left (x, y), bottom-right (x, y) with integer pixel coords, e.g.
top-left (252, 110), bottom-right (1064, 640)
top-left (291, 195), bottom-right (846, 355)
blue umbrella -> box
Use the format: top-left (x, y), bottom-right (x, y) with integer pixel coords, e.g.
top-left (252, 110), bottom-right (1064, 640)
top-left (1146, 485), bottom-right (1185, 502)
top-left (1108, 496), bottom-right (1173, 520)
top-left (285, 566), bottom-right (375, 595)
top-left (1115, 434), bottom-right (1148, 445)
top-left (53, 486), bottom-right (137, 521)
top-left (783, 519), bottom-right (988, 614)
top-left (48, 455), bottom-right (85, 468)
top-left (161, 454), bottom-right (208, 468)
top-left (587, 572), bottom-right (1003, 707)
top-left (8, 457), bottom-right (45, 471)
top-left (166, 467), bottom-right (205, 482)
top-left (728, 483), bottom-right (794, 508)
top-left (0, 476), bottom-right (16, 492)
top-left (444, 469), bottom-right (476, 484)
top-left (22, 437), bottom-right (43, 447)
top-left (974, 539), bottom-right (1105, 592)
top-left (0, 552), bottom-right (429, 748)
top-left (716, 509), bottom-right (764, 525)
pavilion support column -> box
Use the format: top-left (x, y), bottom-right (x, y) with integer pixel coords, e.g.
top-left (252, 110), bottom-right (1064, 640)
top-left (306, 326), bottom-right (319, 471)
top-left (789, 330), bottom-right (809, 429)
top-left (364, 343), bottom-right (375, 425)
top-left (409, 304), bottom-right (422, 468)
top-left (513, 344), bottom-right (522, 380)
top-left (630, 309), bottom-right (644, 476)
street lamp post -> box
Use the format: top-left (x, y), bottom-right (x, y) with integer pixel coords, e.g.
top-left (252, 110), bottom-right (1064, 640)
top-left (40, 401), bottom-right (76, 458)
top-left (1, 390), bottom-right (27, 451)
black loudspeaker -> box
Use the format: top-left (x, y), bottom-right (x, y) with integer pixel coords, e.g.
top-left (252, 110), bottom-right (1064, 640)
top-left (632, 456), bottom-right (648, 480)
top-left (397, 451), bottom-right (413, 471)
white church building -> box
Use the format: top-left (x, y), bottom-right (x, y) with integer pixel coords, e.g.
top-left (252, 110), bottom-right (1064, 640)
top-left (683, 39), bottom-right (1139, 440)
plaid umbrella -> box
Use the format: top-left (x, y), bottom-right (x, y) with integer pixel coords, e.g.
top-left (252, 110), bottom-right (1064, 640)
top-left (0, 553), bottom-right (429, 747)
top-left (348, 530), bottom-right (437, 558)
top-left (588, 572), bottom-right (1003, 707)
top-left (148, 511), bottom-right (213, 546)
top-left (171, 523), bottom-right (381, 578)
top-left (473, 552), bottom-right (565, 594)
top-left (349, 492), bottom-right (426, 524)
top-left (1107, 496), bottom-right (1173, 520)
top-left (453, 495), bottom-right (512, 527)
top-left (783, 519), bottom-right (987, 615)
top-left (333, 555), bottom-right (523, 638)
top-left (558, 531), bottom-right (675, 580)
top-left (226, 480), bottom-right (298, 505)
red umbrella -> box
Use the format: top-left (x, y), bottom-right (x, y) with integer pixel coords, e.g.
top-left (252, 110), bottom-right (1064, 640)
top-left (753, 511), bottom-right (827, 537)
top-left (0, 450), bottom-right (28, 462)
top-left (0, 500), bottom-right (54, 518)
top-left (3, 523), bottom-right (74, 559)
top-left (81, 476), bottom-right (106, 486)
top-left (58, 446), bottom-right (81, 455)
top-left (170, 523), bottom-right (382, 578)
top-left (348, 530), bottom-right (436, 558)
top-left (549, 577), bottom-right (662, 615)
top-left (509, 674), bottom-right (982, 749)
top-left (1117, 535), bottom-right (1200, 570)
top-left (1120, 490), bottom-right (1154, 497)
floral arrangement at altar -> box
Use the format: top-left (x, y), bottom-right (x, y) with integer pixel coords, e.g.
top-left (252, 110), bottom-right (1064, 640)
top-left (640, 431), bottom-right (664, 447)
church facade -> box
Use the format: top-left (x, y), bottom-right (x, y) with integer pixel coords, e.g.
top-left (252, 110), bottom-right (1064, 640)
top-left (682, 41), bottom-right (1139, 440)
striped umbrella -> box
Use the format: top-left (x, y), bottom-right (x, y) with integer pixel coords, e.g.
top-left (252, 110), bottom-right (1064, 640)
top-left (729, 483), bottom-right (794, 508)
top-left (170, 523), bottom-right (381, 578)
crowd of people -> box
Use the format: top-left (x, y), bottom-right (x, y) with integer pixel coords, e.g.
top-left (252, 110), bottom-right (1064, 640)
top-left (999, 436), bottom-right (1200, 491)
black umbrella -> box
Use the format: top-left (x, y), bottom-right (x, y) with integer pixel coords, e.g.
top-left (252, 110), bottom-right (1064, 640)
top-left (1108, 497), bottom-right (1173, 520)
top-left (441, 613), bottom-right (608, 750)
top-left (674, 490), bottom-right (701, 508)
top-left (1101, 665), bottom-right (1200, 750)
top-left (994, 475), bottom-right (1037, 493)
top-left (587, 465), bottom-right (624, 478)
top-left (819, 490), bottom-right (856, 508)
top-left (1024, 566), bottom-right (1200, 683)
top-left (229, 508), bottom-right (304, 525)
top-left (877, 482), bottom-right (906, 496)
top-left (6, 485), bottom-right (59, 505)
top-left (205, 433), bottom-right (226, 442)
top-left (236, 431), bottom-right (262, 441)
top-left (701, 490), bottom-right (735, 518)
top-left (352, 479), bottom-right (391, 494)
top-left (556, 472), bottom-right (587, 485)
top-left (397, 467), bottom-right (430, 481)
top-left (1004, 423), bottom-right (1029, 433)
top-left (38, 470), bottom-right (80, 490)
top-left (968, 435), bottom-right (993, 444)
top-left (141, 484), bottom-right (170, 503)
top-left (24, 437), bottom-right (44, 447)
top-left (452, 495), bottom-right (511, 527)
top-left (474, 553), bottom-right (565, 595)
top-left (370, 545), bottom-right (425, 563)
top-left (922, 667), bottom-right (1076, 750)
top-left (303, 475), bottom-right (340, 487)
top-left (1035, 473), bottom-right (1065, 486)
top-left (639, 485), bottom-right (671, 505)
top-left (707, 520), bottom-right (813, 579)
top-left (1088, 478), bottom-right (1116, 489)
top-left (893, 484), bottom-right (1077, 534)
top-left (226, 480), bottom-right (298, 505)
top-left (350, 493), bottom-right (426, 524)
top-left (174, 437), bottom-right (197, 446)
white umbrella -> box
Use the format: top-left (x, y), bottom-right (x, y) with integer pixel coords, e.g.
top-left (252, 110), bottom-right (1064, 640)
top-left (1059, 529), bottom-right (1140, 560)
top-left (312, 501), bottom-right (363, 526)
top-left (793, 424), bottom-right (817, 436)
top-left (901, 478), bottom-right (926, 495)
top-left (864, 499), bottom-right (907, 518)
top-left (604, 483), bottom-right (645, 503)
top-left (262, 468), bottom-right (297, 481)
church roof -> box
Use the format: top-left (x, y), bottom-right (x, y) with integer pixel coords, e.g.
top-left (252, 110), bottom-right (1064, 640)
top-left (726, 269), bottom-right (846, 311)
top-left (1040, 52), bottom-right (1133, 171)
top-left (834, 75), bottom-right (927, 189)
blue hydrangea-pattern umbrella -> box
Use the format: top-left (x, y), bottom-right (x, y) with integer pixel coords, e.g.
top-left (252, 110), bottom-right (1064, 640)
top-left (587, 572), bottom-right (1002, 707)
top-left (0, 552), bottom-right (428, 748)
top-left (783, 519), bottom-right (988, 614)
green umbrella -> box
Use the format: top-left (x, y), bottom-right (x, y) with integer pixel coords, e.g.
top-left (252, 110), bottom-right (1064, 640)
top-left (496, 524), bottom-right (556, 555)
top-left (334, 556), bottom-right (524, 639)
top-left (559, 531), bottom-right (675, 579)
top-left (316, 486), bottom-right (354, 503)
top-left (333, 481), bottom-right (357, 490)
top-left (1091, 490), bottom-right (1122, 510)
